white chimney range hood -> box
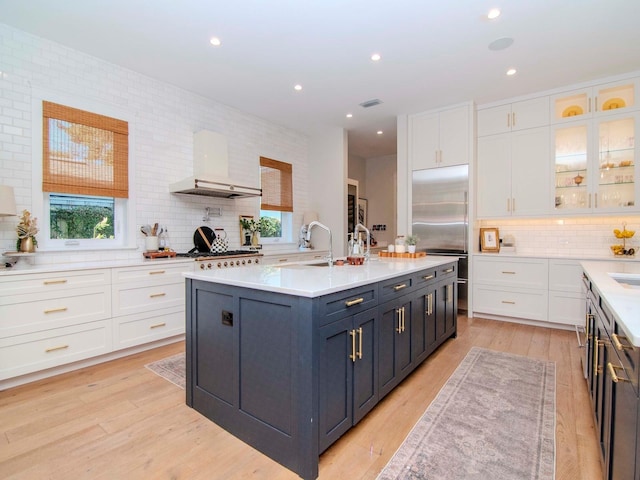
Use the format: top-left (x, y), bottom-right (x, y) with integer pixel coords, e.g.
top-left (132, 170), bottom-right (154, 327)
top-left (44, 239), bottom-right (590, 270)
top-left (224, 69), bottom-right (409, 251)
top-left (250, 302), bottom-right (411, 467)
top-left (170, 130), bottom-right (262, 199)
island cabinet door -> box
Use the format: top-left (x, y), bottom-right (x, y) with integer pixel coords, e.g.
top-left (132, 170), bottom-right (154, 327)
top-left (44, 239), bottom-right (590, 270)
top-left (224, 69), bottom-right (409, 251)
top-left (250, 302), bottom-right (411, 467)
top-left (435, 276), bottom-right (457, 348)
top-left (411, 282), bottom-right (438, 364)
top-left (378, 294), bottom-right (414, 399)
top-left (318, 307), bottom-right (378, 453)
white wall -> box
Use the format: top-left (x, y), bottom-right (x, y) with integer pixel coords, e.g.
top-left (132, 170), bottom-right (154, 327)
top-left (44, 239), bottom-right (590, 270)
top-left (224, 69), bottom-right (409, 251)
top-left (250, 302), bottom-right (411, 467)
top-left (365, 154), bottom-right (397, 247)
top-left (0, 24), bottom-right (322, 264)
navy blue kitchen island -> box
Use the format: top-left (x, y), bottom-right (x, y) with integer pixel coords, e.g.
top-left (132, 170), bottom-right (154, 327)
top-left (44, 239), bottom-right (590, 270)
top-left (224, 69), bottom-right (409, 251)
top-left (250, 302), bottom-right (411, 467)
top-left (184, 256), bottom-right (458, 479)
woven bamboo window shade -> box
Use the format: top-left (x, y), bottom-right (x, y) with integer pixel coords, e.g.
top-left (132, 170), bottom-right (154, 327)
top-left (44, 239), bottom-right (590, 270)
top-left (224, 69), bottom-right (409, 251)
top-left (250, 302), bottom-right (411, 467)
top-left (42, 101), bottom-right (129, 198)
top-left (260, 156), bottom-right (293, 212)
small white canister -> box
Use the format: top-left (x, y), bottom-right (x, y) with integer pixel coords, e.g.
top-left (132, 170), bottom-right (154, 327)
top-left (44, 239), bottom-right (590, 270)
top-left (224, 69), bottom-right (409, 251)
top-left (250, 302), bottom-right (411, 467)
top-left (145, 236), bottom-right (159, 252)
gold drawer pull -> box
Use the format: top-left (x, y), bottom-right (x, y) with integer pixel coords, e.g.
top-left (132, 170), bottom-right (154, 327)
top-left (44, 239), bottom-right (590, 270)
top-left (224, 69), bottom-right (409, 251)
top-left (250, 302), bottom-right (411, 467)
top-left (44, 279), bottom-right (68, 285)
top-left (422, 274), bottom-right (435, 281)
top-left (44, 307), bottom-right (68, 314)
top-left (501, 271), bottom-right (516, 274)
top-left (46, 345), bottom-right (69, 353)
top-left (150, 292), bottom-right (166, 298)
top-left (442, 268), bottom-right (454, 274)
top-left (501, 300), bottom-right (515, 304)
top-left (148, 270), bottom-right (166, 275)
top-left (612, 333), bottom-right (635, 351)
top-left (345, 297), bottom-right (364, 307)
top-left (150, 322), bottom-right (166, 329)
top-left (608, 362), bottom-right (630, 383)
top-left (393, 283), bottom-right (407, 291)
top-left (278, 258), bottom-right (289, 262)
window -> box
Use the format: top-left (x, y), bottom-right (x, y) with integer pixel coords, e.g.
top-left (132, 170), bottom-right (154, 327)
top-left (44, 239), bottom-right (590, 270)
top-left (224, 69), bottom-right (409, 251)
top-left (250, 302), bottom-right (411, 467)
top-left (40, 101), bottom-right (130, 248)
top-left (260, 157), bottom-right (293, 242)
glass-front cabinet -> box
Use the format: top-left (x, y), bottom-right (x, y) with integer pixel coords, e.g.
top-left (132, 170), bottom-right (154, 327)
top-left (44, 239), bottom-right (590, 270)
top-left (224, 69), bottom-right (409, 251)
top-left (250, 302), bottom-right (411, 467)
top-left (554, 112), bottom-right (637, 213)
top-left (551, 79), bottom-right (636, 122)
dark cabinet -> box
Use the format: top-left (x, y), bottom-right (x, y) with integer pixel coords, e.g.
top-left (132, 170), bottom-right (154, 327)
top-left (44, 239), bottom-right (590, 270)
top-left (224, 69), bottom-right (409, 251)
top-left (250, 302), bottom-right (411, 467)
top-left (584, 272), bottom-right (640, 480)
top-left (378, 294), bottom-right (413, 398)
top-left (318, 307), bottom-right (378, 453)
top-left (187, 261), bottom-right (458, 480)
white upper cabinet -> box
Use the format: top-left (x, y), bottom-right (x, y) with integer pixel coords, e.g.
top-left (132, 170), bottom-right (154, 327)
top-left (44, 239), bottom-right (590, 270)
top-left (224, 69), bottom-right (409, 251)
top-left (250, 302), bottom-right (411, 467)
top-left (477, 126), bottom-right (550, 218)
top-left (477, 97), bottom-right (549, 137)
top-left (409, 104), bottom-right (470, 169)
top-left (551, 78), bottom-right (637, 123)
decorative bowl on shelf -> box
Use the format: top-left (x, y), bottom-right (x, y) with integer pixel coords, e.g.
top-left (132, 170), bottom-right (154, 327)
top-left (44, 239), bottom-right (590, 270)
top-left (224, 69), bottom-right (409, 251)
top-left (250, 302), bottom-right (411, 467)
top-left (562, 105), bottom-right (583, 117)
top-left (602, 98), bottom-right (626, 110)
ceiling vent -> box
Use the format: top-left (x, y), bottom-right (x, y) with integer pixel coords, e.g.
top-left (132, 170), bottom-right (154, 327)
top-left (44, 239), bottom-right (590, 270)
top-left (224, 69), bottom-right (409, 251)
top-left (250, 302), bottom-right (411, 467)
top-left (359, 99), bottom-right (383, 108)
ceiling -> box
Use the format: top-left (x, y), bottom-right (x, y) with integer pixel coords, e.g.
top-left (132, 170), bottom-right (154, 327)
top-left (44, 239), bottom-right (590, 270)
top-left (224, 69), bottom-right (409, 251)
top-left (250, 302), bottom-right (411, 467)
top-left (2, 1), bottom-right (640, 159)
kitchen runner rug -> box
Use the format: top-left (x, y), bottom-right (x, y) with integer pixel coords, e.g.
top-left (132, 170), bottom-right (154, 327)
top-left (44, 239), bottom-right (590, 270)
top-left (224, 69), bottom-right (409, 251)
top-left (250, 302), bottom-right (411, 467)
top-left (145, 353), bottom-right (185, 389)
top-left (376, 347), bottom-right (556, 480)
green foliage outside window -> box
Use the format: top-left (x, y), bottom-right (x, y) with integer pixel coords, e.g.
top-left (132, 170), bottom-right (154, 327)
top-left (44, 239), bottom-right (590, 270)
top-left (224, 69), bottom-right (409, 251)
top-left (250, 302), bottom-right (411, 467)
top-left (50, 204), bottom-right (114, 239)
top-left (260, 216), bottom-right (282, 237)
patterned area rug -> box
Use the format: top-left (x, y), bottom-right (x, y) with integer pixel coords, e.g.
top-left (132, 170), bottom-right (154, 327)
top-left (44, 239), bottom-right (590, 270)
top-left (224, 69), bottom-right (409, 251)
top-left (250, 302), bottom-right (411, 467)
top-left (145, 353), bottom-right (185, 389)
top-left (377, 347), bottom-right (556, 480)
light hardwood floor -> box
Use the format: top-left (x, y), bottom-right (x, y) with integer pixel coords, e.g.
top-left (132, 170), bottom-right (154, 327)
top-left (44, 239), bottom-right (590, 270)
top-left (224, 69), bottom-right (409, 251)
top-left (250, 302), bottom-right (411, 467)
top-left (0, 316), bottom-right (602, 479)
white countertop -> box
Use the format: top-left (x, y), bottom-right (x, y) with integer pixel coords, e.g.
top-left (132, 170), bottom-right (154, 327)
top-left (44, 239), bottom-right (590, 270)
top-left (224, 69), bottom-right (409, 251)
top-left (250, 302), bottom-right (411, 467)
top-left (0, 256), bottom-right (194, 276)
top-left (581, 261), bottom-right (640, 346)
top-left (184, 256), bottom-right (457, 298)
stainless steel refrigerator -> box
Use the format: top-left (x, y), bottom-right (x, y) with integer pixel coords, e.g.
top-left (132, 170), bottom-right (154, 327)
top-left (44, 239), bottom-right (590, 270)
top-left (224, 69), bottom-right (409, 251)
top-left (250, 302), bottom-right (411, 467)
top-left (412, 164), bottom-right (468, 311)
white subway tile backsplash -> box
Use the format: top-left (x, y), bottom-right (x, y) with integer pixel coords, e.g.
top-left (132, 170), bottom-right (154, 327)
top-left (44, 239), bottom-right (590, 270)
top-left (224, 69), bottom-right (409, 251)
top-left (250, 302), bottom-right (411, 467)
top-left (0, 23), bottom-right (310, 263)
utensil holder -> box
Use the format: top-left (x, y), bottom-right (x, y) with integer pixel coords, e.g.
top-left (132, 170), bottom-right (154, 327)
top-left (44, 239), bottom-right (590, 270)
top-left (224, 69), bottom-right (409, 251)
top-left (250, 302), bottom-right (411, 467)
top-left (145, 236), bottom-right (159, 252)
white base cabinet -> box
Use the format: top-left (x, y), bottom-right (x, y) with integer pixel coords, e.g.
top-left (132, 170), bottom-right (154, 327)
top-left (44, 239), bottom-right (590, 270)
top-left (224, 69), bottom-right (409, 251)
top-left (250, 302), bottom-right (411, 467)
top-left (472, 255), bottom-right (585, 327)
top-left (0, 261), bottom-right (192, 386)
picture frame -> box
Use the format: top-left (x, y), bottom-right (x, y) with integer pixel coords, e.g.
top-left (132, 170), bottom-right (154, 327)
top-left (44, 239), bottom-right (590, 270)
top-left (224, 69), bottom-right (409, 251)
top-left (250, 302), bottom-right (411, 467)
top-left (357, 198), bottom-right (368, 226)
top-left (480, 227), bottom-right (500, 252)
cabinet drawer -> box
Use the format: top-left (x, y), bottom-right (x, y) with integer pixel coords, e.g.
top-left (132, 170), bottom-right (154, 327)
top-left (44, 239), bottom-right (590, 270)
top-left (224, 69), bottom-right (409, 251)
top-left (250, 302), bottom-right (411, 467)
top-left (0, 269), bottom-right (110, 297)
top-left (379, 274), bottom-right (415, 303)
top-left (111, 263), bottom-right (190, 284)
top-left (318, 284), bottom-right (378, 324)
top-left (112, 282), bottom-right (185, 317)
top-left (0, 287), bottom-right (111, 338)
top-left (0, 320), bottom-right (112, 380)
top-left (474, 257), bottom-right (548, 289)
top-left (114, 306), bottom-right (184, 350)
top-left (549, 259), bottom-right (584, 293)
top-left (548, 290), bottom-right (584, 325)
top-left (473, 284), bottom-right (548, 321)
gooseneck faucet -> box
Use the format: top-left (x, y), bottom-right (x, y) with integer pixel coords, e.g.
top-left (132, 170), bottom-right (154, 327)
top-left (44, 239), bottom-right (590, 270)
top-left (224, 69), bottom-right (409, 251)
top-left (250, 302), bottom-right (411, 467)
top-left (354, 223), bottom-right (371, 262)
top-left (306, 221), bottom-right (333, 266)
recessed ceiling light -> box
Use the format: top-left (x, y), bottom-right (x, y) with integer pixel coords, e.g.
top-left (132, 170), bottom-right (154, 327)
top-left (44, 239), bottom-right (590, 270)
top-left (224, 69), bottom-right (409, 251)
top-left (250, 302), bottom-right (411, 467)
top-left (294, 84), bottom-right (303, 91)
top-left (209, 37), bottom-right (221, 46)
top-left (488, 37), bottom-right (514, 51)
top-left (371, 53), bottom-right (381, 62)
top-left (377, 130), bottom-right (383, 135)
top-left (506, 68), bottom-right (517, 76)
top-left (346, 113), bottom-right (353, 118)
top-left (487, 8), bottom-right (501, 19)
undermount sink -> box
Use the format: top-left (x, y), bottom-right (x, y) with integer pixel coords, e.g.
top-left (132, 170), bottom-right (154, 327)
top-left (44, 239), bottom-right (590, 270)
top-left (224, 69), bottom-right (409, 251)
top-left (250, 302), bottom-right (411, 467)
top-left (609, 273), bottom-right (640, 290)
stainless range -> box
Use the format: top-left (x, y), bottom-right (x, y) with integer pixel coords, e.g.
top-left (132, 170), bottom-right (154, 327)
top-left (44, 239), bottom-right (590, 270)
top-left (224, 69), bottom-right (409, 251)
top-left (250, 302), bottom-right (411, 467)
top-left (177, 250), bottom-right (263, 270)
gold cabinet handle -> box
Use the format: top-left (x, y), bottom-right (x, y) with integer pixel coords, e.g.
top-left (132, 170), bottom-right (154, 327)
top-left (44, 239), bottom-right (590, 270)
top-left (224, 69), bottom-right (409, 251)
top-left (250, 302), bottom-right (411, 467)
top-left (148, 270), bottom-right (166, 275)
top-left (278, 258), bottom-right (289, 262)
top-left (345, 297), bottom-right (364, 307)
top-left (150, 322), bottom-right (166, 329)
top-left (612, 333), bottom-right (634, 351)
top-left (594, 336), bottom-right (600, 377)
top-left (426, 293), bottom-right (433, 315)
top-left (396, 308), bottom-right (402, 333)
top-left (447, 285), bottom-right (453, 303)
top-left (46, 345), bottom-right (69, 353)
top-left (442, 268), bottom-right (454, 274)
top-left (349, 329), bottom-right (356, 362)
top-left (422, 274), bottom-right (434, 281)
top-left (44, 307), bottom-right (68, 314)
top-left (44, 279), bottom-right (68, 285)
top-left (501, 300), bottom-right (515, 304)
top-left (149, 292), bottom-right (166, 298)
top-left (393, 283), bottom-right (407, 291)
top-left (357, 327), bottom-right (363, 360)
top-left (501, 271), bottom-right (516, 274)
top-left (608, 362), bottom-right (630, 383)
top-left (402, 307), bottom-right (406, 332)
